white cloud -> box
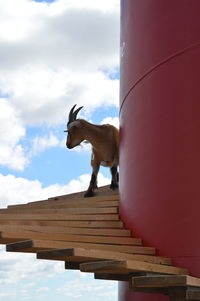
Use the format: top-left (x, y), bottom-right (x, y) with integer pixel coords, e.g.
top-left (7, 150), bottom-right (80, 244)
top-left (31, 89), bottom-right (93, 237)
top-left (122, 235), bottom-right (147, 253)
top-left (22, 282), bottom-right (36, 289)
top-left (0, 0), bottom-right (119, 125)
top-left (57, 271), bottom-right (117, 299)
top-left (0, 249), bottom-right (64, 289)
top-left (0, 0), bottom-right (45, 42)
top-left (0, 0), bottom-right (119, 170)
top-left (0, 291), bottom-right (16, 298)
top-left (0, 172), bottom-right (110, 208)
top-left (101, 116), bottom-right (119, 128)
top-left (0, 0), bottom-right (119, 69)
top-left (29, 133), bottom-right (64, 157)
top-left (0, 99), bottom-right (27, 170)
top-left (51, 0), bottom-right (119, 13)
top-left (36, 286), bottom-right (49, 293)
top-left (6, 69), bottom-right (119, 126)
top-left (73, 141), bottom-right (92, 154)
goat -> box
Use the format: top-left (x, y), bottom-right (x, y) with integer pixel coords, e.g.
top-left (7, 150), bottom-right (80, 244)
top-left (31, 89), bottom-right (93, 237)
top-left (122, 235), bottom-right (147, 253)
top-left (64, 104), bottom-right (119, 197)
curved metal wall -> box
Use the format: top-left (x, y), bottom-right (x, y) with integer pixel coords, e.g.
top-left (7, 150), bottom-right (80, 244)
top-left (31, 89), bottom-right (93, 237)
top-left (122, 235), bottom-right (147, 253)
top-left (119, 1), bottom-right (200, 300)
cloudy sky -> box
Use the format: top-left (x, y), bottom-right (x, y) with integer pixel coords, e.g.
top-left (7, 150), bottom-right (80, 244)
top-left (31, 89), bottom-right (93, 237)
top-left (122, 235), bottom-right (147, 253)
top-left (0, 0), bottom-right (120, 300)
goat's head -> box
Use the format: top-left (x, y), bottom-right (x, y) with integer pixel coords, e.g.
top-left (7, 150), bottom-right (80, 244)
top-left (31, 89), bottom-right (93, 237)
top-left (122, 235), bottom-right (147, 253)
top-left (65, 104), bottom-right (84, 149)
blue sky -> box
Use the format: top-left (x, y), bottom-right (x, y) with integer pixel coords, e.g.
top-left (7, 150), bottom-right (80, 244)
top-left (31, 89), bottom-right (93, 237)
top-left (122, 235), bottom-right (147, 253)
top-left (34, 0), bottom-right (55, 2)
top-left (0, 0), bottom-right (120, 300)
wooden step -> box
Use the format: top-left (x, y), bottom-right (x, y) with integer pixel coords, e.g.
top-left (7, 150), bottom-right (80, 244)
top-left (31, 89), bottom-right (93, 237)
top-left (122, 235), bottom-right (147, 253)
top-left (80, 260), bottom-right (189, 276)
top-left (130, 275), bottom-right (200, 300)
top-left (94, 273), bottom-right (130, 281)
top-left (36, 247), bottom-right (171, 265)
top-left (0, 213), bottom-right (119, 221)
top-left (186, 287), bottom-right (200, 300)
top-left (0, 224), bottom-right (131, 237)
top-left (6, 239), bottom-right (155, 254)
top-left (65, 262), bottom-right (82, 270)
top-left (0, 207), bottom-right (118, 215)
top-left (25, 194), bottom-right (118, 207)
top-left (47, 188), bottom-right (118, 201)
top-left (7, 186), bottom-right (118, 209)
top-left (2, 184), bottom-right (195, 289)
top-left (0, 220), bottom-right (124, 228)
top-left (7, 200), bottom-right (119, 209)
top-left (0, 231), bottom-right (142, 245)
top-left (6, 186), bottom-right (119, 209)
top-left (131, 275), bottom-right (200, 288)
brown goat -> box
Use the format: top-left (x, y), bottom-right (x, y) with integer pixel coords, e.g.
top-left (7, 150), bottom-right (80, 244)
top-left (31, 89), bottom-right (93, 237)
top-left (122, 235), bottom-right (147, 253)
top-left (65, 105), bottom-right (119, 197)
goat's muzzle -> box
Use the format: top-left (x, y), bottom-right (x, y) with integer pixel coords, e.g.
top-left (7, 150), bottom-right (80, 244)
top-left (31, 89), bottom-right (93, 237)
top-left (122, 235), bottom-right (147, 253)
top-left (66, 143), bottom-right (73, 149)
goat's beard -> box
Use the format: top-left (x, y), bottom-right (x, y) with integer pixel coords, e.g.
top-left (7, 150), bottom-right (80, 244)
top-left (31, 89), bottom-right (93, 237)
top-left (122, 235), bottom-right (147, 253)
top-left (74, 141), bottom-right (91, 153)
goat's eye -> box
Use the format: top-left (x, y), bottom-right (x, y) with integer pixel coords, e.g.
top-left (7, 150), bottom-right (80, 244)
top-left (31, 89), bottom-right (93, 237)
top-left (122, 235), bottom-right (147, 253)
top-left (71, 127), bottom-right (77, 134)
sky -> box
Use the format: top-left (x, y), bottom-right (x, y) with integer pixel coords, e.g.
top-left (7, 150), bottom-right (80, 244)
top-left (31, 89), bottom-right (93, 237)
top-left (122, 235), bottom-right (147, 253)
top-left (0, 0), bottom-right (120, 300)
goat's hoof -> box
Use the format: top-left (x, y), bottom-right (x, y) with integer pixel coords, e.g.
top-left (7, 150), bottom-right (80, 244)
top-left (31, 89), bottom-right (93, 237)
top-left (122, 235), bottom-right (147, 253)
top-left (84, 190), bottom-right (94, 198)
top-left (110, 183), bottom-right (119, 190)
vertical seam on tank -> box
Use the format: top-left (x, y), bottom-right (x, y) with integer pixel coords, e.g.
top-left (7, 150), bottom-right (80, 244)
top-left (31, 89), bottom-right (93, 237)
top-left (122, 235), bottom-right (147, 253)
top-left (120, 42), bottom-right (200, 114)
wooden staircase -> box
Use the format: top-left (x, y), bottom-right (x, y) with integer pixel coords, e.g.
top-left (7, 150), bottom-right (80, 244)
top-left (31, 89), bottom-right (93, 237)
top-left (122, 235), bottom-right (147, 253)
top-left (0, 185), bottom-right (200, 300)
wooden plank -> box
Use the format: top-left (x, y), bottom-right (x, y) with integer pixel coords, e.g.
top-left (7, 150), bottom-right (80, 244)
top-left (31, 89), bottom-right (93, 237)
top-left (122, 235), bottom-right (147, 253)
top-left (37, 248), bottom-right (97, 263)
top-left (0, 213), bottom-right (119, 221)
top-left (29, 194), bottom-right (118, 206)
top-left (6, 240), bottom-right (39, 252)
top-left (65, 262), bottom-right (81, 270)
top-left (6, 239), bottom-right (153, 254)
top-left (0, 224), bottom-right (131, 237)
top-left (6, 185), bottom-right (118, 208)
top-left (7, 200), bottom-right (47, 209)
top-left (131, 275), bottom-right (200, 288)
top-left (168, 287), bottom-right (186, 301)
top-left (0, 232), bottom-right (23, 244)
top-left (7, 186), bottom-right (117, 209)
top-left (80, 260), bottom-right (189, 275)
top-left (185, 277), bottom-right (200, 288)
top-left (8, 200), bottom-right (119, 210)
top-left (48, 185), bottom-right (119, 200)
top-left (47, 185), bottom-right (111, 201)
top-left (132, 287), bottom-right (168, 294)
top-left (1, 207), bottom-right (118, 215)
top-left (0, 231), bottom-right (142, 245)
top-left (81, 260), bottom-right (125, 272)
top-left (0, 220), bottom-right (124, 228)
top-left (94, 273), bottom-right (130, 281)
top-left (37, 248), bottom-right (171, 265)
top-left (129, 274), bottom-right (169, 294)
top-left (186, 287), bottom-right (200, 300)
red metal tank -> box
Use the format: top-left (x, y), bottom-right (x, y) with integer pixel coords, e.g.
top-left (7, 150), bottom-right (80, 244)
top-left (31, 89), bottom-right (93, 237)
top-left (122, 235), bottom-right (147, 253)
top-left (119, 1), bottom-right (200, 300)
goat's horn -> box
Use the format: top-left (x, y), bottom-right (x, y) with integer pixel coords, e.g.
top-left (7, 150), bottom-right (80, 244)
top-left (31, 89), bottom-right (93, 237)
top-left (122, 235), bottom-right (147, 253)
top-left (68, 104), bottom-right (77, 123)
top-left (73, 106), bottom-right (83, 119)
top-left (68, 104), bottom-right (83, 123)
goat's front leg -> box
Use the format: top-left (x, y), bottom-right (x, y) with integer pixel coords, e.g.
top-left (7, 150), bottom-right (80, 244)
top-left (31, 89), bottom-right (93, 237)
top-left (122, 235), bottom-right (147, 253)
top-left (110, 166), bottom-right (119, 190)
top-left (84, 162), bottom-right (100, 198)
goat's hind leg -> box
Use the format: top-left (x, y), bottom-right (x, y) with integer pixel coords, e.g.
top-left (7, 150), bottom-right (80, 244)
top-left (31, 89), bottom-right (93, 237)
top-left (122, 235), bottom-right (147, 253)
top-left (110, 166), bottom-right (119, 190)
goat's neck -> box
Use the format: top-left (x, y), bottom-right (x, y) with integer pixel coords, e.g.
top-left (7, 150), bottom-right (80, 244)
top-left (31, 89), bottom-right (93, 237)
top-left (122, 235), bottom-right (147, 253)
top-left (80, 120), bottom-right (103, 148)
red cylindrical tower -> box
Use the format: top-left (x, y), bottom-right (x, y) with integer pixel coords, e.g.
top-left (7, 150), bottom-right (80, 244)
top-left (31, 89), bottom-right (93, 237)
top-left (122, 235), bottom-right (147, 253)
top-left (119, 1), bottom-right (200, 300)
